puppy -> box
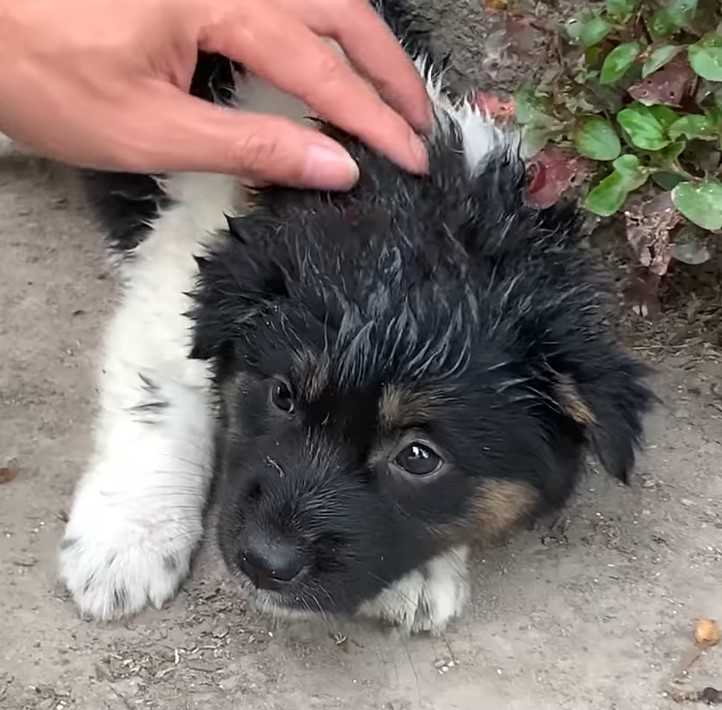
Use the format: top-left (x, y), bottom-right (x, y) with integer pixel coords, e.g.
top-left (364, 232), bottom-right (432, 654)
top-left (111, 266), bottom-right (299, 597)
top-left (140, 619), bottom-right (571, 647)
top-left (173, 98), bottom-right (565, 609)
top-left (59, 1), bottom-right (653, 633)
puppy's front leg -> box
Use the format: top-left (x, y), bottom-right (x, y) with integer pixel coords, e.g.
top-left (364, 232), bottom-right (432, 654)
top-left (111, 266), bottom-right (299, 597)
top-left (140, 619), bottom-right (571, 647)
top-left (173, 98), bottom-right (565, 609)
top-left (58, 175), bottom-right (232, 620)
top-left (359, 546), bottom-right (470, 635)
top-left (59, 365), bottom-right (213, 620)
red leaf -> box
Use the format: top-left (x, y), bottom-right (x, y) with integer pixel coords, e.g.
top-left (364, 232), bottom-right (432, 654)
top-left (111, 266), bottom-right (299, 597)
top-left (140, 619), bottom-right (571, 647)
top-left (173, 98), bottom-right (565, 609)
top-left (526, 147), bottom-right (592, 208)
top-left (627, 55), bottom-right (697, 107)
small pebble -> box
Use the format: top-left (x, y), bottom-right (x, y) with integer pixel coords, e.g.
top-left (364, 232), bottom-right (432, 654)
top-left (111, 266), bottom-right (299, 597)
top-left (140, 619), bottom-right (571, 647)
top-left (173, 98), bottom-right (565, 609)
top-left (695, 618), bottom-right (721, 648)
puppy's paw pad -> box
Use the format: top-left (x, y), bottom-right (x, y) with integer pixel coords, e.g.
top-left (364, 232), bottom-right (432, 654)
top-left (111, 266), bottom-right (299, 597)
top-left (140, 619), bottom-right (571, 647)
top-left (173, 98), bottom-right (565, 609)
top-left (59, 532), bottom-right (190, 621)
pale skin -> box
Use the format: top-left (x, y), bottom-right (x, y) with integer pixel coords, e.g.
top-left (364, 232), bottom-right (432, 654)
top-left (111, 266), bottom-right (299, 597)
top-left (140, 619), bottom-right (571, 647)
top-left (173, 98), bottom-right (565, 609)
top-left (0, 0), bottom-right (430, 190)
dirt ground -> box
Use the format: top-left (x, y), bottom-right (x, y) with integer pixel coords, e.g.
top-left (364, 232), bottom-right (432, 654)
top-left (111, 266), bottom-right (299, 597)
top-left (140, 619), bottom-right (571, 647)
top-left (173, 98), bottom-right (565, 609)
top-left (2, 4), bottom-right (722, 709)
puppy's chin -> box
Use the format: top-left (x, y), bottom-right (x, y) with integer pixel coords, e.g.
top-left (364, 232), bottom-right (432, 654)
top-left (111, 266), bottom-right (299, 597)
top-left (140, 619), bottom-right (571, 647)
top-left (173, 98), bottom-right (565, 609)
top-left (248, 588), bottom-right (321, 622)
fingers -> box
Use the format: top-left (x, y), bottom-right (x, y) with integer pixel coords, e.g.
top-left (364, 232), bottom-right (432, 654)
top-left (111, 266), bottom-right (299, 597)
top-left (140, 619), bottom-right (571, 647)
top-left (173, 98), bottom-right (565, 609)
top-left (106, 81), bottom-right (360, 188)
top-left (272, 0), bottom-right (431, 135)
top-left (197, 1), bottom-right (428, 175)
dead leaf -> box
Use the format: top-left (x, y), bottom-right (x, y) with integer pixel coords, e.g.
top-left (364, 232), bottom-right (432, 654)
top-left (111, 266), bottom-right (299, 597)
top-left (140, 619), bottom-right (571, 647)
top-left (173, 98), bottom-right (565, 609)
top-left (624, 268), bottom-right (662, 320)
top-left (526, 146), bottom-right (593, 208)
top-left (695, 618), bottom-right (721, 648)
top-left (699, 688), bottom-right (722, 705)
top-left (483, 0), bottom-right (508, 10)
top-left (0, 467), bottom-right (17, 484)
top-left (504, 15), bottom-right (540, 57)
top-left (481, 26), bottom-right (512, 71)
top-left (670, 687), bottom-right (722, 704)
top-left (627, 55), bottom-right (697, 107)
top-left (624, 190), bottom-right (681, 277)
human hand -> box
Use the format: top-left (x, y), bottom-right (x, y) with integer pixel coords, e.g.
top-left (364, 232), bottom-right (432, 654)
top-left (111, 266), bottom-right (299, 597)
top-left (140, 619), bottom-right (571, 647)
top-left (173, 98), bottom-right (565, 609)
top-left (0, 0), bottom-right (430, 189)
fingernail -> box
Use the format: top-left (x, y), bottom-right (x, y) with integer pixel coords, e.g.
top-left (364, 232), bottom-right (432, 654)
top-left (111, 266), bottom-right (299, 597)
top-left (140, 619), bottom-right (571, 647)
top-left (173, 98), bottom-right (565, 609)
top-left (303, 144), bottom-right (359, 190)
top-left (408, 132), bottom-right (429, 174)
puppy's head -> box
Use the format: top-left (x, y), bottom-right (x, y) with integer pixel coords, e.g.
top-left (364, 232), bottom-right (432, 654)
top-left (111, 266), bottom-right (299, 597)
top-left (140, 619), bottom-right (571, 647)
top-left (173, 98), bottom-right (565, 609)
top-left (190, 133), bottom-right (652, 617)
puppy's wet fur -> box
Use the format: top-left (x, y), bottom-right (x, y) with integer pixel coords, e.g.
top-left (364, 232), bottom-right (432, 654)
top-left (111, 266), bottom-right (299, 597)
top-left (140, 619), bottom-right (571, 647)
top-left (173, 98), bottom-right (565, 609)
top-left (60, 0), bottom-right (653, 631)
top-left (189, 121), bottom-right (652, 616)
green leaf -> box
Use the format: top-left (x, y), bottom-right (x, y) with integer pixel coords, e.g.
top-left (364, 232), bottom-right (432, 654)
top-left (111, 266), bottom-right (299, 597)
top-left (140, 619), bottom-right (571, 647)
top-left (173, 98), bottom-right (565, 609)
top-left (672, 225), bottom-right (711, 264)
top-left (652, 171), bottom-right (685, 190)
top-left (579, 16), bottom-right (612, 48)
top-left (642, 45), bottom-right (683, 77)
top-left (586, 45), bottom-right (606, 68)
top-left (617, 103), bottom-right (671, 150)
top-left (606, 0), bottom-right (639, 21)
top-left (583, 155), bottom-right (649, 217)
top-left (514, 85), bottom-right (552, 126)
top-left (669, 114), bottom-right (718, 141)
top-left (514, 89), bottom-right (537, 125)
top-left (665, 0), bottom-right (698, 25)
top-left (600, 42), bottom-right (642, 84)
top-left (707, 103), bottom-right (722, 126)
top-left (689, 33), bottom-right (722, 81)
top-left (672, 179), bottom-right (722, 230)
top-left (613, 154), bottom-right (649, 182)
top-left (659, 138), bottom-right (687, 162)
top-left (650, 0), bottom-right (698, 36)
top-left (574, 117), bottom-right (622, 160)
top-left (650, 105), bottom-right (680, 131)
top-left (565, 17), bottom-right (584, 44)
top-left (522, 126), bottom-right (555, 156)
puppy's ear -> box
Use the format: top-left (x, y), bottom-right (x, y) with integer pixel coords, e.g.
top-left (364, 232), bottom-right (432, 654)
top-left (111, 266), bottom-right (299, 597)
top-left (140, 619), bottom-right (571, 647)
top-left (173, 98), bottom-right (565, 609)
top-left (188, 237), bottom-right (289, 362)
top-left (551, 356), bottom-right (654, 482)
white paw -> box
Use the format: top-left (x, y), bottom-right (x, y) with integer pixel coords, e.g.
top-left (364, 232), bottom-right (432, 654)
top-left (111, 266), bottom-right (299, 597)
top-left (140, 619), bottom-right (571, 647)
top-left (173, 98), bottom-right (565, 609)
top-left (59, 488), bottom-right (200, 620)
top-left (358, 546), bottom-right (470, 635)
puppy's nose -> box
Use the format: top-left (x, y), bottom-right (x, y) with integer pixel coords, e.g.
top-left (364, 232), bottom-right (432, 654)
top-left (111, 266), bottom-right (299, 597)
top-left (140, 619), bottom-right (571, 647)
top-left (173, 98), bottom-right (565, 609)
top-left (238, 532), bottom-right (305, 590)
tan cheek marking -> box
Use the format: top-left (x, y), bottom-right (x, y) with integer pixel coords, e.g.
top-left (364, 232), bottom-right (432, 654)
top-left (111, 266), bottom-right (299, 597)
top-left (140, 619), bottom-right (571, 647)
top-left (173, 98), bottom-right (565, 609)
top-left (428, 479), bottom-right (540, 547)
top-left (555, 375), bottom-right (596, 425)
top-left (470, 479), bottom-right (540, 539)
top-left (379, 385), bottom-right (444, 431)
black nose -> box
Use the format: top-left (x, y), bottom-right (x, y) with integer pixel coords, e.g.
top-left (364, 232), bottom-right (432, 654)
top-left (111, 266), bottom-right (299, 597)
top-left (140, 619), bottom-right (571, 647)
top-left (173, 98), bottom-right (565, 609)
top-left (238, 532), bottom-right (305, 590)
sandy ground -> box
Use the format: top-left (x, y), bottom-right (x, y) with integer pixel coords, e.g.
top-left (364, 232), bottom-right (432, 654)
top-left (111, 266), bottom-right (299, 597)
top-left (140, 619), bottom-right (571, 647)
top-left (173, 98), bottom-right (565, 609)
top-left (2, 5), bottom-right (722, 708)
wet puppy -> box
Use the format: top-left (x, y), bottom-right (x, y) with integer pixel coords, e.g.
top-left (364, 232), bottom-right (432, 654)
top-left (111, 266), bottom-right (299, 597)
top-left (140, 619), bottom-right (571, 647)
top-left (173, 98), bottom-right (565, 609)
top-left (59, 2), bottom-right (652, 632)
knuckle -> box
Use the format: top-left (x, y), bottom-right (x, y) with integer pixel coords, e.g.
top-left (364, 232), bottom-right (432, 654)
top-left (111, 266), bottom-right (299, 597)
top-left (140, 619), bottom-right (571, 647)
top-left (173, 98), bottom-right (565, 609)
top-left (230, 131), bottom-right (282, 174)
top-left (313, 52), bottom-right (348, 86)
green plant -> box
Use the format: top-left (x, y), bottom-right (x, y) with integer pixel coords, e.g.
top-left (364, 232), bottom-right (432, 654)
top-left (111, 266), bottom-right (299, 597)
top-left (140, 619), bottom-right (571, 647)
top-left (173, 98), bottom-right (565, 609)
top-left (516, 0), bottom-right (722, 270)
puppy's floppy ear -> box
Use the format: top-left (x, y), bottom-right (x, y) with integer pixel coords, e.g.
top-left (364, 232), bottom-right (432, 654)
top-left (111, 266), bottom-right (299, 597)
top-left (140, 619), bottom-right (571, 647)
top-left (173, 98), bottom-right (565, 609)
top-left (188, 231), bottom-right (289, 363)
top-left (551, 355), bottom-right (654, 482)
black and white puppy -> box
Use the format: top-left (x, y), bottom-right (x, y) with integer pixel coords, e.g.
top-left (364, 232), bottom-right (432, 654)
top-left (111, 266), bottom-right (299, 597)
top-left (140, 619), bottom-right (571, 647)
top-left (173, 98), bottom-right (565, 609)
top-left (59, 1), bottom-right (652, 633)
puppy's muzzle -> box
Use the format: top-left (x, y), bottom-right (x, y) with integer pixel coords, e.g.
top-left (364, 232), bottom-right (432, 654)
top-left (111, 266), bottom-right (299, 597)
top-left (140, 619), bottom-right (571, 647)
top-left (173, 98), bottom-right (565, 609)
top-left (237, 529), bottom-right (307, 591)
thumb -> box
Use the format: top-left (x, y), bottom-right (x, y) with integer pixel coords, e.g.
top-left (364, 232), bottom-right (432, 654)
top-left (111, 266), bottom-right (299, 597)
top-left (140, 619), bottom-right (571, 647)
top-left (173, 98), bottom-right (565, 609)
top-left (117, 82), bottom-right (360, 189)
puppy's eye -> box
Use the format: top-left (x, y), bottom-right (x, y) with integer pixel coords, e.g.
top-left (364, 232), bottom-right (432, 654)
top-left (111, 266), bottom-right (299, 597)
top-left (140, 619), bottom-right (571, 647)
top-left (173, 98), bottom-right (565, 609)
top-left (394, 443), bottom-right (442, 476)
top-left (270, 379), bottom-right (294, 414)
